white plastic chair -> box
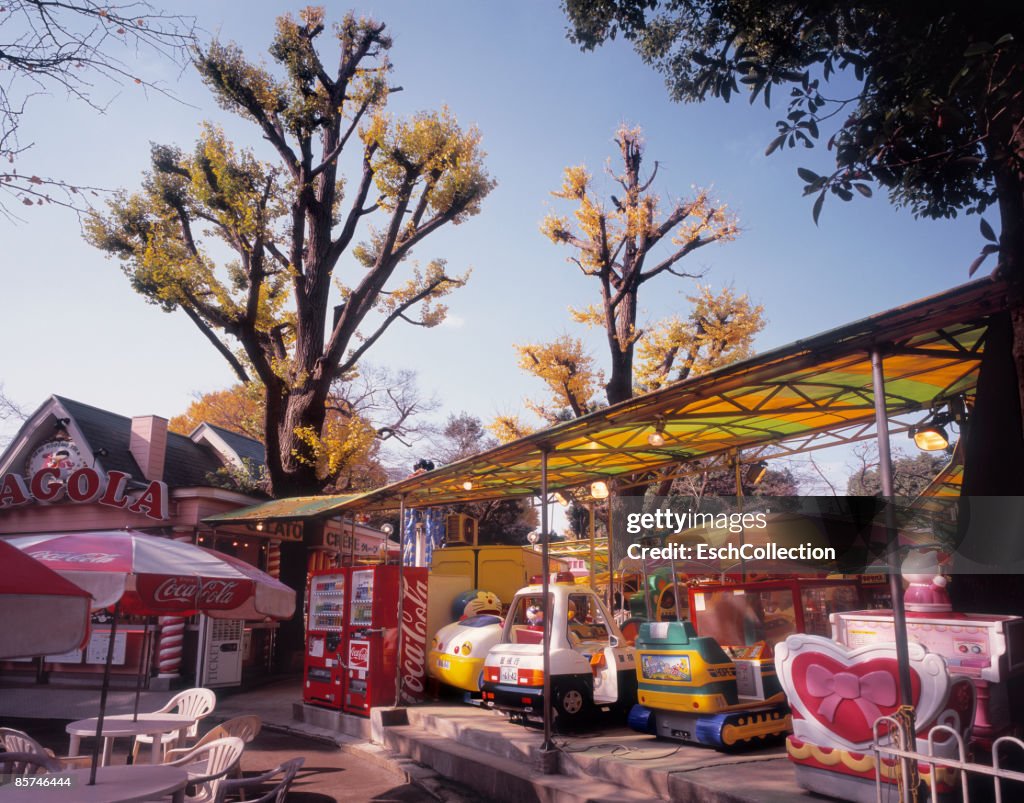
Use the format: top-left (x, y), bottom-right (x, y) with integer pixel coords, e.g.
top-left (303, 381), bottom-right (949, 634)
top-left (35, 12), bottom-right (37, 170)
top-left (131, 687), bottom-right (217, 763)
top-left (165, 716), bottom-right (262, 759)
top-left (213, 757), bottom-right (304, 803)
top-left (165, 716), bottom-right (262, 785)
top-left (0, 727), bottom-right (90, 769)
top-left (0, 751), bottom-right (62, 776)
top-left (164, 736), bottom-right (244, 803)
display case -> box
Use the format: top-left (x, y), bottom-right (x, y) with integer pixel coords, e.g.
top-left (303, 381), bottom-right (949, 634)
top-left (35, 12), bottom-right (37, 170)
top-left (688, 579), bottom-right (863, 650)
top-left (303, 569), bottom-right (349, 709)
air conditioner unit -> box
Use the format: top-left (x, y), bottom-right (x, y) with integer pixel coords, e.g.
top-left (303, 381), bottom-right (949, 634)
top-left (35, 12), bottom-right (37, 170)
top-left (445, 513), bottom-right (478, 546)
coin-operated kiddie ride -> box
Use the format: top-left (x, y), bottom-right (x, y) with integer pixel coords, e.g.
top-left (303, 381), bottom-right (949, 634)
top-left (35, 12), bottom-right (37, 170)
top-left (776, 634), bottom-right (976, 802)
top-left (427, 589), bottom-right (504, 694)
top-left (481, 573), bottom-right (637, 725)
top-left (627, 620), bottom-right (791, 749)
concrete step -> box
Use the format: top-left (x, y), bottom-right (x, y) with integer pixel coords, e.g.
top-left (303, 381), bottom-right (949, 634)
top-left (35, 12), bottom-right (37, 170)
top-left (382, 723), bottom-right (662, 803)
top-left (406, 704), bottom-right (542, 763)
top-left (394, 704), bottom-right (805, 803)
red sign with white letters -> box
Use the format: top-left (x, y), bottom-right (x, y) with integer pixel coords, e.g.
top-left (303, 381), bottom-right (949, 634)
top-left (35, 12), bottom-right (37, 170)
top-left (348, 640), bottom-right (370, 671)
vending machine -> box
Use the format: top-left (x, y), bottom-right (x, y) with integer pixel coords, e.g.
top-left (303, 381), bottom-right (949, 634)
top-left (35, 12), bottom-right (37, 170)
top-left (303, 569), bottom-right (349, 709)
top-left (345, 565), bottom-right (429, 716)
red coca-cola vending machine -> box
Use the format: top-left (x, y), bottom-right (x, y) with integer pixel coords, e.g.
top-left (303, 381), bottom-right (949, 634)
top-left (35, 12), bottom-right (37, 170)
top-left (303, 569), bottom-right (349, 709)
top-left (344, 565), bottom-right (428, 715)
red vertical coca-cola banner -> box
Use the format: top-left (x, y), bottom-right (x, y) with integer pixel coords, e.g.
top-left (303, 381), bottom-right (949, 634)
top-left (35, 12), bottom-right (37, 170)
top-left (398, 571), bottom-right (428, 704)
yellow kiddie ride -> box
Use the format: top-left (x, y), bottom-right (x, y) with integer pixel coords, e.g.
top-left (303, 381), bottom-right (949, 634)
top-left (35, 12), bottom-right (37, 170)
top-left (628, 620), bottom-right (791, 750)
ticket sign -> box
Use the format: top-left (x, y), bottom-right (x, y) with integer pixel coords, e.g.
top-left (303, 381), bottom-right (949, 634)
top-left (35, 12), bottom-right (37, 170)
top-left (86, 631), bottom-right (127, 665)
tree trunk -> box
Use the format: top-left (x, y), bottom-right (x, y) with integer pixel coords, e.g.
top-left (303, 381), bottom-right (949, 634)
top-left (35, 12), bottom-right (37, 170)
top-left (987, 105), bottom-right (1024, 432)
top-left (606, 351), bottom-right (633, 406)
top-left (269, 384), bottom-right (330, 497)
top-left (606, 290), bottom-right (639, 405)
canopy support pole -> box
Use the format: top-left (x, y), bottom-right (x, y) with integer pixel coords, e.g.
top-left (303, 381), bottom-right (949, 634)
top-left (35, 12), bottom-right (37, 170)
top-left (871, 346), bottom-right (917, 803)
top-left (588, 502), bottom-right (596, 589)
top-left (669, 550), bottom-right (683, 622)
top-left (539, 447), bottom-right (556, 767)
top-left (734, 451), bottom-right (747, 581)
top-left (607, 482), bottom-right (616, 617)
top-left (89, 601), bottom-right (120, 785)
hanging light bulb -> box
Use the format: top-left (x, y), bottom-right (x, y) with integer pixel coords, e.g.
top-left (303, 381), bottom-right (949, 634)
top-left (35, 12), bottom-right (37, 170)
top-left (647, 416), bottom-right (666, 446)
top-left (909, 406), bottom-right (956, 452)
top-left (591, 481), bottom-right (609, 499)
top-left (462, 480), bottom-right (474, 491)
top-left (554, 491), bottom-right (570, 507)
top-left (912, 424), bottom-right (950, 451)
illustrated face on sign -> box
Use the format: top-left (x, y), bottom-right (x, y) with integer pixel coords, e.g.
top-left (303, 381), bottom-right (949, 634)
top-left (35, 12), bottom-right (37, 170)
top-left (26, 439), bottom-right (86, 479)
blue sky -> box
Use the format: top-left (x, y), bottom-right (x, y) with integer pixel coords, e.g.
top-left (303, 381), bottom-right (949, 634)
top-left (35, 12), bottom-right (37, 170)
top-left (0, 2), bottom-right (981, 484)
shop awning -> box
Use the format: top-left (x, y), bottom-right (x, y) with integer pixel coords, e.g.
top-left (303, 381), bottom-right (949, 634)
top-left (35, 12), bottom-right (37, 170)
top-left (325, 277), bottom-right (1005, 511)
top-left (203, 492), bottom-right (372, 526)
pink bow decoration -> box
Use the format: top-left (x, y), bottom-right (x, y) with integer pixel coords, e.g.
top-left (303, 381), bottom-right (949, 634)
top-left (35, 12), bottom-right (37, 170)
top-left (806, 664), bottom-right (897, 724)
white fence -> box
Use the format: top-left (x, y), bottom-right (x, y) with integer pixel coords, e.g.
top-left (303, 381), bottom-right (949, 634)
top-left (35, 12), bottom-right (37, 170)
top-left (871, 717), bottom-right (1024, 803)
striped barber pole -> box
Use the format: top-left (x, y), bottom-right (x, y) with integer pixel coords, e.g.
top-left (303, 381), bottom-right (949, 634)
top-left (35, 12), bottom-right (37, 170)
top-left (156, 616), bottom-right (185, 676)
top-left (156, 532), bottom-right (192, 678)
top-left (267, 540), bottom-right (281, 578)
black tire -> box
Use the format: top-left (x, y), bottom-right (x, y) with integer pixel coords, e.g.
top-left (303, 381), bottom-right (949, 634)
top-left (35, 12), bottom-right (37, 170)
top-left (552, 681), bottom-right (591, 727)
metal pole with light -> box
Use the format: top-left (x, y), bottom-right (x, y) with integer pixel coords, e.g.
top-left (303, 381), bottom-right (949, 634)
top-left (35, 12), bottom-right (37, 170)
top-left (605, 481), bottom-right (615, 618)
top-left (734, 452), bottom-right (747, 581)
top-left (588, 502), bottom-right (596, 589)
top-left (539, 446), bottom-right (556, 770)
top-left (871, 347), bottom-right (917, 803)
top-left (590, 480), bottom-right (611, 612)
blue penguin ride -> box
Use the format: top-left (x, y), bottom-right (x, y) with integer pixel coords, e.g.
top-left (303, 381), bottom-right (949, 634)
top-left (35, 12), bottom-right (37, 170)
top-left (628, 620), bottom-right (791, 750)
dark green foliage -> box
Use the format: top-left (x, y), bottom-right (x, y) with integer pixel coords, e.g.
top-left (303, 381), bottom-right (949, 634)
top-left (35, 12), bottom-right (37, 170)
top-left (563, 2), bottom-right (1023, 227)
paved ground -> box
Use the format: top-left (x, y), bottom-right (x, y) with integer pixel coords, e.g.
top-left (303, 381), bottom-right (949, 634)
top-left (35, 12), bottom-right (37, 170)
top-left (5, 679), bottom-right (1020, 802)
top-left (4, 715), bottom-right (480, 802)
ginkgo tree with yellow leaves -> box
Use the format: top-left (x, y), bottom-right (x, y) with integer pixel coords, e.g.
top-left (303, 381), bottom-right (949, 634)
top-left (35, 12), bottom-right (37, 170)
top-left (518, 125), bottom-right (763, 418)
top-left (87, 8), bottom-right (493, 495)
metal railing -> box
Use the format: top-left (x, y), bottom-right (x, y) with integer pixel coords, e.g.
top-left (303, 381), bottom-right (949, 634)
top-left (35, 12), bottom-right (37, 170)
top-left (871, 717), bottom-right (1024, 803)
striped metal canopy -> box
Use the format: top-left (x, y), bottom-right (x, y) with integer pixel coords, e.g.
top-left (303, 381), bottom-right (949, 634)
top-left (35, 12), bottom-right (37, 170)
top-left (332, 277), bottom-right (1004, 512)
top-left (206, 277), bottom-right (1007, 523)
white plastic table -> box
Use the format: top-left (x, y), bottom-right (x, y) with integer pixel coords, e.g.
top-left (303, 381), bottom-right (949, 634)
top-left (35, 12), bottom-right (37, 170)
top-left (0, 764), bottom-right (188, 802)
top-left (66, 714), bottom-right (196, 766)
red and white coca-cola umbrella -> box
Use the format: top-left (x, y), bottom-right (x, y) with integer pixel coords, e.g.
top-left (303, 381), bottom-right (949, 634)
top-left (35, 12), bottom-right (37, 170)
top-left (6, 530), bottom-right (295, 785)
top-left (5, 530), bottom-right (295, 619)
top-left (0, 540), bottom-right (91, 660)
